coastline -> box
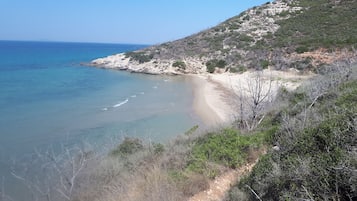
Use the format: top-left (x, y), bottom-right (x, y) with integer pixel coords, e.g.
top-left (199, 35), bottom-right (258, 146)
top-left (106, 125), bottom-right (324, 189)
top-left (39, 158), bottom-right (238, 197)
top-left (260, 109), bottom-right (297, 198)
top-left (189, 74), bottom-right (236, 127)
top-left (90, 55), bottom-right (312, 128)
top-left (188, 70), bottom-right (311, 128)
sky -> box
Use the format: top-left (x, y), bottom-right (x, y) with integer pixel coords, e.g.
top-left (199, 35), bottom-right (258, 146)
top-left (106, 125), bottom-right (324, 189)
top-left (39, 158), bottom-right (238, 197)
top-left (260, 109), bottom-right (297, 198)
top-left (0, 0), bottom-right (270, 44)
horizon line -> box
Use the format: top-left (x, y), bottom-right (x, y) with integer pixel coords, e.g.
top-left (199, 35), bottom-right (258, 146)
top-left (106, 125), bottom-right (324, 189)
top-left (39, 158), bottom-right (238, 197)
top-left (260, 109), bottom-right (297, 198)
top-left (0, 39), bottom-right (152, 46)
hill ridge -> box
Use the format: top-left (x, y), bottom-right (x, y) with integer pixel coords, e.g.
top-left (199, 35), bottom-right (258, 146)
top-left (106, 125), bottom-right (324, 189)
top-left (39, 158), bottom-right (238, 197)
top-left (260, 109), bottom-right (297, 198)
top-left (91, 0), bottom-right (357, 74)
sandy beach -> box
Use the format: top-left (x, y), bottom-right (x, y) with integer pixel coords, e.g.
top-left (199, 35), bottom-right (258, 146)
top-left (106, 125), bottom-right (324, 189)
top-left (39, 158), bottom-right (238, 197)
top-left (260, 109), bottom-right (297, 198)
top-left (190, 75), bottom-right (235, 127)
top-left (190, 69), bottom-right (312, 127)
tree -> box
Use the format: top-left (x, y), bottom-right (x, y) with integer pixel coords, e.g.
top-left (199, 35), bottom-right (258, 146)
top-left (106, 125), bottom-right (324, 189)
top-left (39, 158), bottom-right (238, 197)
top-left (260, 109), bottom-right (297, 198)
top-left (232, 71), bottom-right (273, 130)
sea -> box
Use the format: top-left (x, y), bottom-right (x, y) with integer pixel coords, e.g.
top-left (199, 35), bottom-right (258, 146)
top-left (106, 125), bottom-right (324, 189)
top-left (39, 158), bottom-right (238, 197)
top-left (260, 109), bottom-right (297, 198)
top-left (0, 41), bottom-right (200, 199)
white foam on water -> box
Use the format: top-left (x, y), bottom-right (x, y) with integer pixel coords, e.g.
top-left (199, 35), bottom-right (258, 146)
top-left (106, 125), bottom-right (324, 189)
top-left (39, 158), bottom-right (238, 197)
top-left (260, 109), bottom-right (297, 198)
top-left (131, 95), bottom-right (137, 98)
top-left (113, 98), bottom-right (129, 108)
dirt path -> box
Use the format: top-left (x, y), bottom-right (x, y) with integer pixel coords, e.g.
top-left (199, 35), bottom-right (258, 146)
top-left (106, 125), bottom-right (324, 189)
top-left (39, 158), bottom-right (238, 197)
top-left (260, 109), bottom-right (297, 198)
top-left (188, 161), bottom-right (258, 201)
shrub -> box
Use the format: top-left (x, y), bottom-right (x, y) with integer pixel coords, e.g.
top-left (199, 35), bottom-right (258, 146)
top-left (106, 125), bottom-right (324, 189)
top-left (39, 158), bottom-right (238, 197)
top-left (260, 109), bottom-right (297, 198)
top-left (239, 34), bottom-right (254, 42)
top-left (207, 65), bottom-right (215, 73)
top-left (206, 59), bottom-right (227, 72)
top-left (153, 143), bottom-right (165, 155)
top-left (172, 60), bottom-right (186, 70)
top-left (125, 51), bottom-right (153, 63)
top-left (187, 128), bottom-right (266, 174)
top-left (260, 60), bottom-right (269, 69)
top-left (295, 45), bottom-right (309, 53)
top-left (230, 66), bottom-right (247, 74)
top-left (111, 137), bottom-right (144, 156)
top-left (242, 15), bottom-right (250, 21)
top-left (181, 174), bottom-right (209, 196)
top-left (184, 125), bottom-right (199, 136)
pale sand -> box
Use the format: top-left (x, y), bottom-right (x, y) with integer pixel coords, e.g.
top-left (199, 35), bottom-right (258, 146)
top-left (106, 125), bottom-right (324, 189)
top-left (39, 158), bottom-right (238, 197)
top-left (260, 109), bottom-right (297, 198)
top-left (190, 75), bottom-right (235, 127)
top-left (190, 69), bottom-right (312, 127)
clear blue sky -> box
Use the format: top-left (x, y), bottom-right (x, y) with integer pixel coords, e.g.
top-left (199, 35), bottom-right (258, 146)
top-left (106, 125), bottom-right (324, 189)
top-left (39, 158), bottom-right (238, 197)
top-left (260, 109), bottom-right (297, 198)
top-left (0, 0), bottom-right (270, 44)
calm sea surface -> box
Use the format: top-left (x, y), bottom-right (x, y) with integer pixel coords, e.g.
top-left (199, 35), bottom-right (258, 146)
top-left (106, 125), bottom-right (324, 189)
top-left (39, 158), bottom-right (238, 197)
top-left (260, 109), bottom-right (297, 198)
top-left (0, 41), bottom-right (200, 198)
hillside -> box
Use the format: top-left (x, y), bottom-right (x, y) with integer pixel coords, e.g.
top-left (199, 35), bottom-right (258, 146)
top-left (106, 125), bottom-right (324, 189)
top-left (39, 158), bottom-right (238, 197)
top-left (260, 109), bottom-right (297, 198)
top-left (92, 0), bottom-right (357, 74)
top-left (225, 62), bottom-right (357, 201)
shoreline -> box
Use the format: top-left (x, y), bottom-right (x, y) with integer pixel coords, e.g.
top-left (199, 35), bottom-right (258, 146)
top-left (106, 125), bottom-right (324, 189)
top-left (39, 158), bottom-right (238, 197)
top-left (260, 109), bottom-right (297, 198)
top-left (90, 54), bottom-right (312, 128)
top-left (188, 70), bottom-right (312, 128)
top-left (189, 74), bottom-right (235, 128)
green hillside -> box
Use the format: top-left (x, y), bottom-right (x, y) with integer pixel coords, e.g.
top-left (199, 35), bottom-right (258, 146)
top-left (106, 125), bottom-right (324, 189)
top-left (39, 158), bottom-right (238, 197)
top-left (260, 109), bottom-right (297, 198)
top-left (124, 0), bottom-right (357, 73)
top-left (225, 63), bottom-right (357, 200)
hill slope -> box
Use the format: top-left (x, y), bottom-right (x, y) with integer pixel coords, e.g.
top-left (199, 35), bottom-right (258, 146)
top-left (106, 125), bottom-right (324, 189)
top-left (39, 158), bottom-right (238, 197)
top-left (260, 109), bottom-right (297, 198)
top-left (92, 0), bottom-right (357, 74)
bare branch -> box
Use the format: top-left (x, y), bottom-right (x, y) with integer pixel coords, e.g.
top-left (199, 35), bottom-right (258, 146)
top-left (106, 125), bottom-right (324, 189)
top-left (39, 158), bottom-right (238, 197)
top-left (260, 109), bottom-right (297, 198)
top-left (245, 185), bottom-right (262, 201)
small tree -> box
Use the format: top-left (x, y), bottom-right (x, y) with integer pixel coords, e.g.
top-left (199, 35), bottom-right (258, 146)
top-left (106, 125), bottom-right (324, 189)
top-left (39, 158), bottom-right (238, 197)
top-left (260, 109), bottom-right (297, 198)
top-left (232, 71), bottom-right (273, 130)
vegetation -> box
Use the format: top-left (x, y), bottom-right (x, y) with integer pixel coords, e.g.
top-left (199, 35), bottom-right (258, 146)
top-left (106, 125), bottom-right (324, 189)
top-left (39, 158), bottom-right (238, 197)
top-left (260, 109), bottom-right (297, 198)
top-left (226, 63), bottom-right (357, 201)
top-left (172, 60), bottom-right (186, 70)
top-left (295, 45), bottom-right (309, 53)
top-left (230, 66), bottom-right (247, 73)
top-left (125, 51), bottom-right (154, 63)
top-left (187, 128), bottom-right (267, 178)
top-left (111, 137), bottom-right (144, 156)
top-left (122, 0), bottom-right (356, 74)
top-left (259, 59), bottom-right (269, 69)
top-left (206, 65), bottom-right (215, 73)
top-left (206, 59), bottom-right (227, 73)
top-left (272, 0), bottom-right (357, 50)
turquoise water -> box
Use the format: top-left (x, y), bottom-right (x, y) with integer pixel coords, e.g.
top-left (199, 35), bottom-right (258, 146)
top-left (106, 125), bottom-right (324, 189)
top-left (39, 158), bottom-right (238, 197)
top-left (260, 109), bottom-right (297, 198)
top-left (0, 41), bottom-right (199, 197)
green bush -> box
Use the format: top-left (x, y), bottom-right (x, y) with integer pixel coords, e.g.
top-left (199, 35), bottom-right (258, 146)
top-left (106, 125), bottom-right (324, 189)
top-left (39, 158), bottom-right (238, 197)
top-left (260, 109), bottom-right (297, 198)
top-left (172, 60), bottom-right (186, 70)
top-left (230, 66), bottom-right (247, 74)
top-left (184, 125), bottom-right (199, 136)
top-left (187, 128), bottom-right (266, 174)
top-left (111, 137), bottom-right (144, 156)
top-left (260, 60), bottom-right (269, 69)
top-left (295, 45), bottom-right (309, 53)
top-left (206, 59), bottom-right (227, 73)
top-left (239, 34), bottom-right (254, 42)
top-left (152, 143), bottom-right (165, 155)
top-left (207, 65), bottom-right (215, 73)
top-left (125, 51), bottom-right (154, 63)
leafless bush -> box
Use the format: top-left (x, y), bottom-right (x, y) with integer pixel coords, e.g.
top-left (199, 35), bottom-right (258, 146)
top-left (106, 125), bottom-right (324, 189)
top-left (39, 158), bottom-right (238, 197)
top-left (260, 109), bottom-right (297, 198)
top-left (0, 177), bottom-right (13, 201)
top-left (232, 71), bottom-right (274, 131)
top-left (11, 145), bottom-right (94, 201)
top-left (181, 174), bottom-right (209, 197)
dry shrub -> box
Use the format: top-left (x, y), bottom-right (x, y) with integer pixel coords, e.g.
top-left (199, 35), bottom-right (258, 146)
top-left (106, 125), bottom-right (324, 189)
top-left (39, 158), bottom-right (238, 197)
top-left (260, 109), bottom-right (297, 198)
top-left (92, 162), bottom-right (185, 201)
top-left (181, 174), bottom-right (209, 197)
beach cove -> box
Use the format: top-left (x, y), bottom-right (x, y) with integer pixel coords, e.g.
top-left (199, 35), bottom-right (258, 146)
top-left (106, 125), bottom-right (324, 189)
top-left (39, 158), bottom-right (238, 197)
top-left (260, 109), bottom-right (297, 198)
top-left (91, 53), bottom-right (312, 129)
